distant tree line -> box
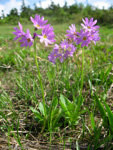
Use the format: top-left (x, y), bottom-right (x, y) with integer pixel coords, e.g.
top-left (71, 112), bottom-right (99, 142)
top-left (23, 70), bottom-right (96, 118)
top-left (0, 0), bottom-right (113, 25)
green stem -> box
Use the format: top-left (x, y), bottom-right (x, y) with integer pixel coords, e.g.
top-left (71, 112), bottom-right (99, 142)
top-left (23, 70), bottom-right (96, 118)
top-left (34, 39), bottom-right (46, 115)
top-left (66, 59), bottom-right (70, 90)
top-left (80, 47), bottom-right (84, 95)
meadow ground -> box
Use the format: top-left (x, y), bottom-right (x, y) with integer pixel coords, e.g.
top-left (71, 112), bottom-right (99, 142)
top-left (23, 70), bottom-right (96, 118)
top-left (0, 23), bottom-right (113, 149)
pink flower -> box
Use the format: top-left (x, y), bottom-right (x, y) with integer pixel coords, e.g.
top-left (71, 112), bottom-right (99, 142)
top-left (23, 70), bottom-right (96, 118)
top-left (30, 14), bottom-right (48, 30)
top-left (38, 25), bottom-right (56, 46)
top-left (81, 17), bottom-right (100, 32)
top-left (19, 29), bottom-right (34, 48)
top-left (68, 43), bottom-right (77, 57)
top-left (76, 29), bottom-right (91, 47)
top-left (12, 22), bottom-right (25, 40)
top-left (60, 39), bottom-right (69, 50)
top-left (66, 24), bottom-right (77, 42)
top-left (48, 40), bottom-right (77, 64)
top-left (90, 30), bottom-right (100, 44)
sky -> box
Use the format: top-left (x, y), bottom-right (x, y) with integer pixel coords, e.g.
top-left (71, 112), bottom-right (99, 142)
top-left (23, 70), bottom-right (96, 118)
top-left (0, 0), bottom-right (112, 17)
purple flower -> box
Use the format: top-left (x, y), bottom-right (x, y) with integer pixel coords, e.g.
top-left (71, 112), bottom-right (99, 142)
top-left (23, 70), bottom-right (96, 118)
top-left (60, 39), bottom-right (69, 50)
top-left (48, 44), bottom-right (59, 64)
top-left (48, 52), bottom-right (56, 64)
top-left (76, 29), bottom-right (91, 47)
top-left (30, 14), bottom-right (48, 30)
top-left (58, 53), bottom-right (64, 63)
top-left (66, 24), bottom-right (77, 42)
top-left (63, 43), bottom-right (76, 59)
top-left (90, 30), bottom-right (100, 44)
top-left (63, 50), bottom-right (70, 59)
top-left (38, 25), bottom-right (56, 46)
top-left (48, 41), bottom-right (77, 64)
top-left (12, 22), bottom-right (25, 40)
top-left (19, 29), bottom-right (34, 48)
top-left (81, 17), bottom-right (100, 32)
top-left (68, 44), bottom-right (77, 57)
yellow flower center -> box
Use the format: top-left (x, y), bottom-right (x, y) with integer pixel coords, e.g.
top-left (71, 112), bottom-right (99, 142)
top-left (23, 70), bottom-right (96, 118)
top-left (54, 54), bottom-right (56, 57)
top-left (43, 34), bottom-right (47, 39)
top-left (27, 38), bottom-right (31, 42)
top-left (36, 24), bottom-right (40, 28)
top-left (92, 35), bottom-right (94, 37)
top-left (87, 26), bottom-right (91, 29)
top-left (73, 32), bottom-right (76, 35)
top-left (83, 36), bottom-right (87, 41)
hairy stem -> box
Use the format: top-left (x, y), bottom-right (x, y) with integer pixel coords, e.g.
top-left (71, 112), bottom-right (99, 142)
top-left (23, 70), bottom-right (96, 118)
top-left (81, 47), bottom-right (84, 95)
top-left (34, 39), bottom-right (46, 115)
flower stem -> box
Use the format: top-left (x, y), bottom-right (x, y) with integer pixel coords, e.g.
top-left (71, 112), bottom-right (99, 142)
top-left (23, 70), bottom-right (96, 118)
top-left (80, 47), bottom-right (84, 95)
top-left (34, 39), bottom-right (46, 115)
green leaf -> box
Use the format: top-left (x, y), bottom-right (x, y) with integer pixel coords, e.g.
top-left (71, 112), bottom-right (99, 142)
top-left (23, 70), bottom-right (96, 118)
top-left (102, 65), bottom-right (112, 83)
top-left (52, 98), bottom-right (58, 110)
top-left (72, 95), bottom-right (83, 120)
top-left (76, 95), bottom-right (83, 110)
top-left (90, 113), bottom-right (95, 130)
top-left (93, 126), bottom-right (102, 149)
top-left (30, 107), bottom-right (43, 120)
top-left (49, 98), bottom-right (60, 127)
top-left (60, 94), bottom-right (74, 117)
top-left (52, 109), bottom-right (63, 129)
top-left (38, 102), bottom-right (45, 116)
top-left (104, 100), bottom-right (113, 132)
top-left (94, 94), bottom-right (108, 128)
top-left (94, 94), bottom-right (107, 119)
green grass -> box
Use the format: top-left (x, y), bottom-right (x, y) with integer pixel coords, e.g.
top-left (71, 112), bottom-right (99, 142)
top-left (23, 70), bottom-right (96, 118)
top-left (0, 23), bottom-right (113, 149)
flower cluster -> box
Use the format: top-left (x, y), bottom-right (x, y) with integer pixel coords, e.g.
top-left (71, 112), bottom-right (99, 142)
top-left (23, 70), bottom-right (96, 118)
top-left (48, 17), bottom-right (100, 64)
top-left (13, 15), bottom-right (100, 64)
top-left (48, 40), bottom-right (77, 64)
top-left (12, 14), bottom-right (56, 48)
top-left (66, 17), bottom-right (100, 47)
